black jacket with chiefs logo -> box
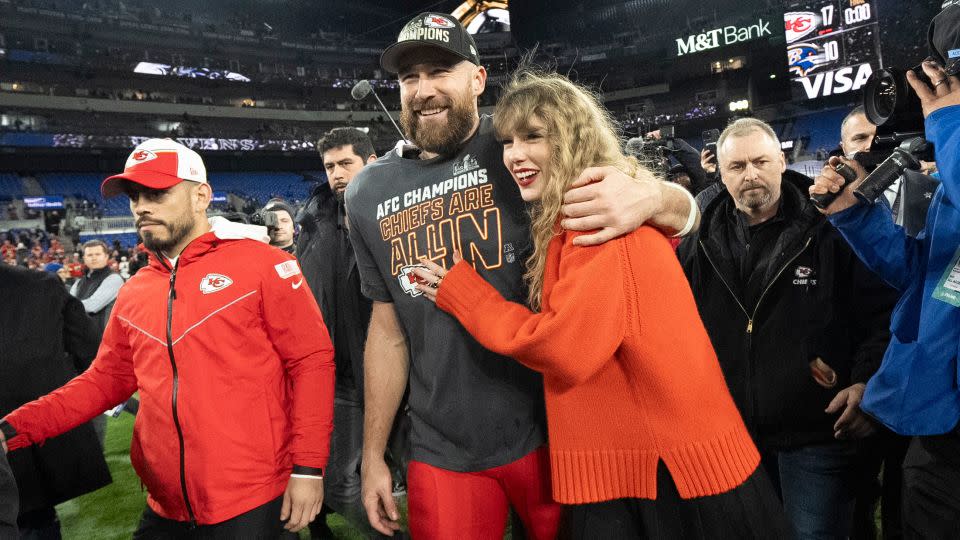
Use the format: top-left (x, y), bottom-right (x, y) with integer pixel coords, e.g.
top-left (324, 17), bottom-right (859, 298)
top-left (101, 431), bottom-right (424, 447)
top-left (678, 181), bottom-right (897, 451)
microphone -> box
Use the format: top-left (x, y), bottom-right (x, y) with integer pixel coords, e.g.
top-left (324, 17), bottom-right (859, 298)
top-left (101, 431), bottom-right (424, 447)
top-left (350, 79), bottom-right (372, 100)
top-left (351, 79), bottom-right (406, 142)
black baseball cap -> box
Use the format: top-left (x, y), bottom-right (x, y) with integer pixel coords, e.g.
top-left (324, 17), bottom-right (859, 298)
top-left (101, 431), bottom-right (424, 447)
top-left (929, 3), bottom-right (960, 75)
top-left (263, 198), bottom-right (296, 220)
top-left (381, 12), bottom-right (480, 74)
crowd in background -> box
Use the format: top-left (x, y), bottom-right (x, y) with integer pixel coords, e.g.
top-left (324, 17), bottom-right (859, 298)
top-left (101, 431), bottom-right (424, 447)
top-left (1, 228), bottom-right (144, 278)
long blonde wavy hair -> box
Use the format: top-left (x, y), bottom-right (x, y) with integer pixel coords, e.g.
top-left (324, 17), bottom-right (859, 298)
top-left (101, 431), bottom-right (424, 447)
top-left (493, 70), bottom-right (650, 310)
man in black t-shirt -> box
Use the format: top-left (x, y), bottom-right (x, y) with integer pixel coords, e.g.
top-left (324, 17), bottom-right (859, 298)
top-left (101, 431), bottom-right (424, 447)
top-left (348, 12), bottom-right (701, 539)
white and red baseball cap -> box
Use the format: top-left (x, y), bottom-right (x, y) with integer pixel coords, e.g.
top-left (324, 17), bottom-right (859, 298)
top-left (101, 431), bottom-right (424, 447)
top-left (101, 138), bottom-right (207, 198)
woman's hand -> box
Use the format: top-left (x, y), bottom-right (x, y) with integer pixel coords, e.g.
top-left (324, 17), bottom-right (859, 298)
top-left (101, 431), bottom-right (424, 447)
top-left (413, 251), bottom-right (462, 303)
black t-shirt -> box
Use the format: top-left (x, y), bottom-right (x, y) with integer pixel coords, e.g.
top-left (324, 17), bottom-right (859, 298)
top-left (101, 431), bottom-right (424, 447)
top-left (345, 116), bottom-right (547, 471)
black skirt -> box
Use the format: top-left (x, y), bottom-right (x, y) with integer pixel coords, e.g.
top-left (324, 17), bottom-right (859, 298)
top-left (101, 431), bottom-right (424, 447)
top-left (564, 460), bottom-right (790, 540)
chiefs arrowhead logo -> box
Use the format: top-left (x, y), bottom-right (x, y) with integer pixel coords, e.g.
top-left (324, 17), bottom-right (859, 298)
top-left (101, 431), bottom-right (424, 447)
top-left (200, 273), bottom-right (233, 294)
top-left (398, 264), bottom-right (428, 297)
top-left (131, 149), bottom-right (157, 162)
top-left (424, 15), bottom-right (455, 29)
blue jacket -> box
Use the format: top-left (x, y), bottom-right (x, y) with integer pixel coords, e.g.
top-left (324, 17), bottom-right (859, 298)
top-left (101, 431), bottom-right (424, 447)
top-left (829, 105), bottom-right (960, 436)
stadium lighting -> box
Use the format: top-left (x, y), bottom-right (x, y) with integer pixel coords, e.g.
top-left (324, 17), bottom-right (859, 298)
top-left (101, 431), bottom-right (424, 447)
top-left (729, 99), bottom-right (750, 112)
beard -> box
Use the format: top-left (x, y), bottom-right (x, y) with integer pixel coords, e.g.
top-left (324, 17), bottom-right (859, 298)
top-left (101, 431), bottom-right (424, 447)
top-left (330, 182), bottom-right (347, 203)
top-left (400, 87), bottom-right (476, 156)
top-left (138, 214), bottom-right (194, 254)
top-left (738, 183), bottom-right (773, 210)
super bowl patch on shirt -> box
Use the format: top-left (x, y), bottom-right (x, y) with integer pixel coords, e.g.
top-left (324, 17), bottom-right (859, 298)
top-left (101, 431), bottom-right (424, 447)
top-left (274, 260), bottom-right (302, 279)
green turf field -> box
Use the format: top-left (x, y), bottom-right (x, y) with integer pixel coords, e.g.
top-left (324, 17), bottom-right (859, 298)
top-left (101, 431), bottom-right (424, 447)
top-left (56, 413), bottom-right (368, 539)
top-left (47, 413), bottom-right (881, 539)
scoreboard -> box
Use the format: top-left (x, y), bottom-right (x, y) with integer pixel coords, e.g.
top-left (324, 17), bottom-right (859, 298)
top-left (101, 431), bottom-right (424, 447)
top-left (784, 0), bottom-right (882, 100)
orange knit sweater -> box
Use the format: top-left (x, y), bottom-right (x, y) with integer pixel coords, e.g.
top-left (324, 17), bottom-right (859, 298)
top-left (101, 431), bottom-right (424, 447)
top-left (436, 226), bottom-right (760, 504)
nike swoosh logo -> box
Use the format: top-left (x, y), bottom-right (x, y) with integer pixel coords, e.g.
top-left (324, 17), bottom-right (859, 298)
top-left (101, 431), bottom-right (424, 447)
top-left (292, 279), bottom-right (304, 290)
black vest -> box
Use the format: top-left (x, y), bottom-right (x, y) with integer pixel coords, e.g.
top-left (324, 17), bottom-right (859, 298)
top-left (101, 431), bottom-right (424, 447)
top-left (75, 266), bottom-right (117, 337)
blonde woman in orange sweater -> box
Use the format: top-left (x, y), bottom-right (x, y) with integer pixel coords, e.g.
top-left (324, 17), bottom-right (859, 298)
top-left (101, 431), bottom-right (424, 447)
top-left (411, 70), bottom-right (787, 539)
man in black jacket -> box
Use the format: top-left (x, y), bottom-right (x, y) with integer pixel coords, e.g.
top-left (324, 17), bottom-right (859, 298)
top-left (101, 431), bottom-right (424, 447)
top-left (297, 128), bottom-right (403, 539)
top-left (0, 264), bottom-right (111, 538)
top-left (0, 451), bottom-right (17, 538)
top-left (678, 118), bottom-right (896, 540)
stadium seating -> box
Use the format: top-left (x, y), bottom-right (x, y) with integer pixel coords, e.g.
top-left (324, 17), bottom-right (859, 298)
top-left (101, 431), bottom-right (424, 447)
top-left (207, 172), bottom-right (312, 204)
top-left (33, 171), bottom-right (312, 214)
top-left (78, 230), bottom-right (141, 249)
top-left (36, 173), bottom-right (130, 215)
top-left (0, 174), bottom-right (25, 201)
top-left (775, 109), bottom-right (849, 157)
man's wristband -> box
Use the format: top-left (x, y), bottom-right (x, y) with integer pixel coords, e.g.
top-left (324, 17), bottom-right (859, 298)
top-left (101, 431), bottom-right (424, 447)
top-left (292, 464), bottom-right (324, 479)
top-left (0, 420), bottom-right (17, 441)
top-left (665, 182), bottom-right (698, 238)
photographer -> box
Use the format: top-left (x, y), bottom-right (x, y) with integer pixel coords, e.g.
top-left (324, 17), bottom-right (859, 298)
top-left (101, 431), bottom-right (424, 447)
top-left (811, 24), bottom-right (960, 535)
top-left (629, 130), bottom-right (712, 194)
top-left (262, 199), bottom-right (298, 255)
top-left (838, 106), bottom-right (940, 237)
top-left (835, 106), bottom-right (929, 540)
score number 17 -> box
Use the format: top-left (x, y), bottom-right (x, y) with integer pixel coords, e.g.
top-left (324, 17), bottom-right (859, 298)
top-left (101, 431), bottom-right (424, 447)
top-left (821, 4), bottom-right (835, 26)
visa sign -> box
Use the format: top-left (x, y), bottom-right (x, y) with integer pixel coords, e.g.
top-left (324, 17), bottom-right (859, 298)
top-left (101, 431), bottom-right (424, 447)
top-left (676, 19), bottom-right (772, 56)
top-left (797, 63), bottom-right (873, 99)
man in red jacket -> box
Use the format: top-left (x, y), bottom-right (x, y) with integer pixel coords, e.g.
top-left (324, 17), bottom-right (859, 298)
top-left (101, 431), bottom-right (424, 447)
top-left (0, 138), bottom-right (336, 538)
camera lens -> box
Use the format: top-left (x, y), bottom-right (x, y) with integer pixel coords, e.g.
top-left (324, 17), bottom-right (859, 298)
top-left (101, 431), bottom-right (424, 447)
top-left (874, 72), bottom-right (897, 119)
top-left (864, 68), bottom-right (902, 126)
top-left (863, 67), bottom-right (925, 132)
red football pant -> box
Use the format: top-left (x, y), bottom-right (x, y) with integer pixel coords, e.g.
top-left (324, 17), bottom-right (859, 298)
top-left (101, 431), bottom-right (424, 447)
top-left (407, 446), bottom-right (562, 540)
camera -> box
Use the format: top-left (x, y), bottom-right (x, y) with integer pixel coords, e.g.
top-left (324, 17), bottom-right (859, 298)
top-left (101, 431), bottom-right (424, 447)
top-left (863, 2), bottom-right (959, 132)
top-left (625, 127), bottom-right (678, 176)
top-left (862, 66), bottom-right (928, 134)
top-left (811, 133), bottom-right (934, 210)
top-left (850, 132), bottom-right (934, 171)
top-left (812, 3), bottom-right (956, 210)
top-left (851, 137), bottom-right (930, 205)
top-left (250, 209), bottom-right (279, 230)
top-left (838, 65), bottom-right (937, 210)
top-left (217, 210), bottom-right (279, 229)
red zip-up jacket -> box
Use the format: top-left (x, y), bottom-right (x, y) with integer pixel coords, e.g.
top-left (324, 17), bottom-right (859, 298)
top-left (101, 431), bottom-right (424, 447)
top-left (3, 229), bottom-right (335, 525)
